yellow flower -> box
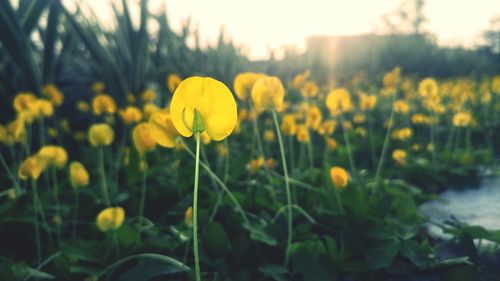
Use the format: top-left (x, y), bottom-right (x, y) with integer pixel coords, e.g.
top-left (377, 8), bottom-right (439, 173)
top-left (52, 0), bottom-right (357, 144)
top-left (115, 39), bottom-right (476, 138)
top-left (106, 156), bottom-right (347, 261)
top-left (418, 78), bottom-right (439, 99)
top-left (92, 94), bottom-right (117, 115)
top-left (263, 129), bottom-right (275, 142)
top-left (233, 72), bottom-right (264, 101)
top-left (383, 67), bottom-right (401, 89)
top-left (330, 166), bottom-right (349, 189)
top-left (247, 156), bottom-right (265, 173)
top-left (292, 70), bottom-right (310, 90)
top-left (216, 143), bottom-right (228, 157)
top-left (143, 103), bottom-right (160, 120)
top-left (88, 123), bottom-right (114, 146)
top-left (317, 120), bottom-right (336, 136)
top-left (393, 100), bottom-right (410, 114)
top-left (119, 106), bottom-right (143, 125)
top-left (18, 155), bottom-right (49, 181)
top-left (92, 81), bottom-right (105, 94)
top-left (77, 101), bottom-right (90, 113)
top-left (353, 113), bottom-right (366, 124)
top-left (251, 76), bottom-right (285, 112)
top-left (148, 109), bottom-right (179, 148)
top-left (167, 74), bottom-right (182, 93)
top-left (326, 88), bottom-right (352, 115)
top-left (13, 92), bottom-right (37, 113)
top-left (70, 161), bottom-right (89, 188)
top-left (141, 88), bottom-right (157, 103)
top-left (73, 131), bottom-right (86, 142)
top-left (358, 93), bottom-right (377, 111)
top-left (326, 137), bottom-right (337, 151)
top-left (42, 84), bottom-right (64, 106)
top-left (392, 149), bottom-right (407, 166)
top-left (185, 206), bottom-right (193, 226)
top-left (300, 81), bottom-right (319, 98)
top-left (296, 125), bottom-right (310, 143)
top-left (391, 127), bottom-right (413, 141)
top-left (306, 105), bottom-right (322, 130)
top-left (411, 114), bottom-right (430, 125)
top-left (355, 127), bottom-right (367, 138)
top-left (132, 122), bottom-right (157, 155)
top-left (200, 131), bottom-right (211, 145)
top-left (170, 76), bottom-right (237, 141)
top-left (34, 99), bottom-right (54, 118)
top-left (492, 75), bottom-right (500, 93)
top-left (38, 145), bottom-right (68, 168)
top-left (96, 207), bottom-right (125, 232)
top-left (281, 114), bottom-right (297, 136)
top-left (452, 112), bottom-right (472, 127)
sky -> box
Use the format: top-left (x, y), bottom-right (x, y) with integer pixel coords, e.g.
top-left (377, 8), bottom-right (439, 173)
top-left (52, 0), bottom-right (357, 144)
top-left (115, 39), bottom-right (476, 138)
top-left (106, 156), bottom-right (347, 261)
top-left (81, 0), bottom-right (500, 60)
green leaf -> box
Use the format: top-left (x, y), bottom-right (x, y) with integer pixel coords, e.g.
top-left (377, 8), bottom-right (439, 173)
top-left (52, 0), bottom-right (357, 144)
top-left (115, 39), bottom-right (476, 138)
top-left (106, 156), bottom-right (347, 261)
top-left (21, 0), bottom-right (52, 34)
top-left (244, 217), bottom-right (277, 246)
top-left (258, 264), bottom-right (289, 281)
top-left (116, 224), bottom-right (140, 247)
top-left (202, 221), bottom-right (231, 258)
top-left (290, 240), bottom-right (332, 281)
top-left (116, 259), bottom-right (187, 281)
top-left (365, 239), bottom-right (400, 270)
top-left (61, 240), bottom-right (102, 262)
top-left (12, 262), bottom-right (54, 279)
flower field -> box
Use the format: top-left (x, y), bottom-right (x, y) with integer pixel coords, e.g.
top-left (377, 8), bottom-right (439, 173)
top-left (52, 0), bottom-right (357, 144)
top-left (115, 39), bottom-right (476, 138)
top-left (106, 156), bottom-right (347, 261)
top-left (0, 1), bottom-right (500, 280)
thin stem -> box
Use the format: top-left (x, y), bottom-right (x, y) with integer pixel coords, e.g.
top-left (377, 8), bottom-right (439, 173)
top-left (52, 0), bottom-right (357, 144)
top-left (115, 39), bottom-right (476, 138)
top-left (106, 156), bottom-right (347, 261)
top-left (50, 168), bottom-right (61, 244)
top-left (32, 181), bottom-right (41, 265)
top-left (181, 140), bottom-right (251, 227)
top-left (98, 146), bottom-right (111, 206)
top-left (429, 112), bottom-right (437, 164)
top-left (138, 157), bottom-right (148, 243)
top-left (375, 102), bottom-right (395, 181)
top-left (0, 153), bottom-right (22, 195)
top-left (72, 189), bottom-right (79, 238)
top-left (272, 110), bottom-right (292, 267)
top-left (193, 132), bottom-right (201, 281)
top-left (339, 111), bottom-right (356, 180)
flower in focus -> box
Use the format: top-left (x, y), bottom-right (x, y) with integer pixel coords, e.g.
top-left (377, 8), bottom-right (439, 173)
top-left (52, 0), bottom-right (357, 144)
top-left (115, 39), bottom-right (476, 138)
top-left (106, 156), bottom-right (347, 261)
top-left (42, 84), bottom-right (64, 106)
top-left (132, 122), bottom-right (157, 155)
top-left (251, 75), bottom-right (285, 112)
top-left (234, 72), bottom-right (264, 101)
top-left (170, 76), bottom-right (237, 141)
top-left (88, 123), bottom-right (114, 146)
top-left (330, 166), bottom-right (349, 189)
top-left (326, 88), bottom-right (352, 115)
top-left (70, 161), bottom-right (89, 188)
top-left (392, 149), bottom-right (407, 166)
top-left (96, 207), bottom-right (125, 232)
top-left (148, 109), bottom-right (179, 148)
top-left (119, 106), bottom-right (143, 125)
top-left (92, 94), bottom-right (117, 115)
top-left (167, 74), bottom-right (182, 93)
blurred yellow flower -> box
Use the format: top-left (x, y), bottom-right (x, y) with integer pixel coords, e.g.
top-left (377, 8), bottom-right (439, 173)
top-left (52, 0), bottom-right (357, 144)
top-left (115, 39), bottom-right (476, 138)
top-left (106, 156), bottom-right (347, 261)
top-left (96, 207), bottom-right (125, 232)
top-left (119, 106), bottom-right (143, 125)
top-left (292, 70), bottom-right (310, 90)
top-left (353, 113), bottom-right (366, 124)
top-left (355, 127), bottom-right (367, 138)
top-left (70, 161), bottom-right (89, 188)
top-left (383, 67), bottom-right (401, 89)
top-left (233, 72), bottom-right (264, 101)
top-left (167, 74), bottom-right (182, 93)
top-left (418, 78), bottom-right (439, 99)
top-left (306, 105), bottom-right (322, 129)
top-left (143, 103), bottom-right (160, 120)
top-left (148, 109), bottom-right (179, 148)
top-left (296, 125), bottom-right (310, 143)
top-left (18, 155), bottom-right (48, 181)
top-left (452, 112), bottom-right (472, 127)
top-left (326, 137), bottom-right (337, 151)
top-left (77, 101), bottom-right (90, 113)
top-left (251, 75), bottom-right (285, 112)
top-left (391, 127), bottom-right (413, 141)
top-left (317, 120), bottom-right (336, 136)
top-left (330, 166), bottom-right (349, 189)
top-left (185, 206), bottom-right (193, 226)
top-left (216, 143), bottom-right (228, 157)
top-left (132, 122), bottom-right (157, 155)
top-left (42, 84), bottom-right (64, 106)
top-left (411, 114), bottom-right (430, 125)
top-left (127, 93), bottom-right (136, 104)
top-left (38, 145), bottom-right (68, 168)
top-left (13, 92), bottom-right (37, 113)
top-left (392, 149), bottom-right (407, 166)
top-left (92, 94), bottom-right (117, 115)
top-left (141, 88), bottom-right (157, 103)
top-left (300, 81), bottom-right (319, 98)
top-left (263, 129), bottom-right (275, 142)
top-left (393, 100), bottom-right (410, 114)
top-left (281, 114), bottom-right (297, 136)
top-left (492, 75), bottom-right (500, 93)
top-left (92, 81), bottom-right (105, 94)
top-left (326, 88), bottom-right (352, 115)
top-left (247, 156), bottom-right (265, 173)
top-left (170, 76), bottom-right (237, 141)
top-left (88, 123), bottom-right (114, 146)
top-left (358, 93), bottom-right (377, 111)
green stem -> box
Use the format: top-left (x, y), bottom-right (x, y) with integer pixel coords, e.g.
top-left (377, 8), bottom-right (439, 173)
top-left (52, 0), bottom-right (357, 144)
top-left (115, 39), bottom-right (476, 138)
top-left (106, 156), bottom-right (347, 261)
top-left (339, 111), bottom-right (356, 181)
top-left (32, 181), bottom-right (41, 265)
top-left (375, 101), bottom-right (395, 181)
top-left (72, 189), bottom-right (79, 238)
top-left (0, 153), bottom-right (22, 195)
top-left (138, 157), bottom-right (148, 243)
top-left (50, 168), bottom-right (61, 244)
top-left (272, 110), bottom-right (292, 267)
top-left (98, 146), bottom-right (111, 206)
top-left (181, 139), bottom-right (250, 227)
top-left (429, 112), bottom-right (437, 163)
top-left (193, 132), bottom-right (201, 281)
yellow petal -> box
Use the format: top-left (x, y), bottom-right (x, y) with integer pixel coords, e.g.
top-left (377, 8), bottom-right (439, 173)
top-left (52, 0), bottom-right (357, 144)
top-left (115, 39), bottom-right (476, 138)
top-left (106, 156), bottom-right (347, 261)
top-left (148, 109), bottom-right (179, 148)
top-left (96, 207), bottom-right (125, 232)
